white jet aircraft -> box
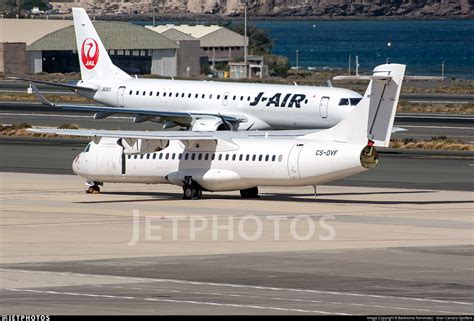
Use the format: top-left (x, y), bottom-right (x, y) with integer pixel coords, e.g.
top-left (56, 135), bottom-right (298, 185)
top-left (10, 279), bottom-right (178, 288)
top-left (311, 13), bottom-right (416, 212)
top-left (24, 7), bottom-right (364, 132)
top-left (29, 63), bottom-right (406, 199)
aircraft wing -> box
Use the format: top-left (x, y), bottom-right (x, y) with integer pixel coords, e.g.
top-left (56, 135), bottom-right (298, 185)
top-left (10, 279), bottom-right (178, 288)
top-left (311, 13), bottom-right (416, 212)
top-left (27, 128), bottom-right (315, 142)
top-left (9, 77), bottom-right (98, 91)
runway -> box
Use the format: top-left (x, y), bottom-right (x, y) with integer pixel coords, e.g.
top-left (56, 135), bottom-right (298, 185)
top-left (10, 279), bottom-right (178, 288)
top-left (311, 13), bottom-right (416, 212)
top-left (0, 172), bottom-right (473, 314)
top-left (1, 102), bottom-right (473, 142)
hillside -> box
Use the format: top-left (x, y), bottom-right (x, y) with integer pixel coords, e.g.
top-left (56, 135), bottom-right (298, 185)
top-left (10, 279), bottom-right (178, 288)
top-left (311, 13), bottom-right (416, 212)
top-left (46, 0), bottom-right (473, 18)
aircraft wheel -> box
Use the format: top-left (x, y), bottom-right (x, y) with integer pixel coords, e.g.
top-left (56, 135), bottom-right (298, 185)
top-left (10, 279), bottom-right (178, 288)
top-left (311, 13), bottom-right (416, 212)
top-left (183, 186), bottom-right (194, 199)
top-left (240, 187), bottom-right (259, 199)
top-left (86, 185), bottom-right (100, 194)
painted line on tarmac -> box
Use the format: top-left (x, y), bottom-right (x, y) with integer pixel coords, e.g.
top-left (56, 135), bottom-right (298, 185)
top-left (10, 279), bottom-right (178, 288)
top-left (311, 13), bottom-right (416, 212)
top-left (3, 288), bottom-right (344, 315)
top-left (97, 284), bottom-right (459, 314)
top-left (1, 268), bottom-right (472, 307)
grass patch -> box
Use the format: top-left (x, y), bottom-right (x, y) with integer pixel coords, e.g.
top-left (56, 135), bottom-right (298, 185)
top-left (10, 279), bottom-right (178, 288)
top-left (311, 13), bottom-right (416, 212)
top-left (390, 136), bottom-right (473, 151)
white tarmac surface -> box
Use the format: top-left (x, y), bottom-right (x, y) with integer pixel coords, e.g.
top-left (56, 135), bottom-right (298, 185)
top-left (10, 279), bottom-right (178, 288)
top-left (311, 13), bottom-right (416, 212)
top-left (0, 172), bottom-right (473, 315)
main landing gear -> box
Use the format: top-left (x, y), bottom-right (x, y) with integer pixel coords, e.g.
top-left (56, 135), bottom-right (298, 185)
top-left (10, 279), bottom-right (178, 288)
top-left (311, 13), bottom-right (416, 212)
top-left (240, 187), bottom-right (259, 199)
top-left (86, 181), bottom-right (102, 194)
top-left (182, 176), bottom-right (203, 200)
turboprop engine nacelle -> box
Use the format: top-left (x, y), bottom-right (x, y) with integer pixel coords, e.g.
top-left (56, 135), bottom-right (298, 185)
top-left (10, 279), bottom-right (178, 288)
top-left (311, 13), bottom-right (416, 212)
top-left (121, 138), bottom-right (169, 154)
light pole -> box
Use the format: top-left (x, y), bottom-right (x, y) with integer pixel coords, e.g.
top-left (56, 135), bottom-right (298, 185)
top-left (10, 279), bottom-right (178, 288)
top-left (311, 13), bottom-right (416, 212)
top-left (296, 49), bottom-right (299, 71)
top-left (243, 0), bottom-right (249, 78)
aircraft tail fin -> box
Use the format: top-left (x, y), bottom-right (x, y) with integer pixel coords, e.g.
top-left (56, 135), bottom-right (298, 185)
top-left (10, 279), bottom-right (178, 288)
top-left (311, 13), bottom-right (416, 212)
top-left (313, 64), bottom-right (406, 147)
top-left (72, 8), bottom-right (130, 81)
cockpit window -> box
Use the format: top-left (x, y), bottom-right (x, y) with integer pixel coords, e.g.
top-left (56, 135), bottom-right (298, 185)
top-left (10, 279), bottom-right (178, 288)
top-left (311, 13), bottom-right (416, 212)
top-left (83, 143), bottom-right (91, 153)
top-left (350, 98), bottom-right (362, 106)
top-left (338, 98), bottom-right (349, 106)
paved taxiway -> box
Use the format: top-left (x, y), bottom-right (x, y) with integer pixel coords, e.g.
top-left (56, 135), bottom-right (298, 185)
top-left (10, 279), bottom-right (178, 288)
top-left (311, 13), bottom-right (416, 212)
top-left (1, 172), bottom-right (473, 314)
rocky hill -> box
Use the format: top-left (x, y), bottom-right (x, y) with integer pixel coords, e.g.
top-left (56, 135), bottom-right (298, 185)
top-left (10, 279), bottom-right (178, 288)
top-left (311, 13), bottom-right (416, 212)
top-left (48, 0), bottom-right (473, 18)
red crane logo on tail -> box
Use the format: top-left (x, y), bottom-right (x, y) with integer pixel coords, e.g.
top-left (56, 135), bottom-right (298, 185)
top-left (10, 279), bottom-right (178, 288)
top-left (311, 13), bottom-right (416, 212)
top-left (81, 38), bottom-right (99, 70)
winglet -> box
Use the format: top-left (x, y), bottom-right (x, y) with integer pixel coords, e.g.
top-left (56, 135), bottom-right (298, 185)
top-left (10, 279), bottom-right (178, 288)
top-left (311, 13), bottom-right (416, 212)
top-left (31, 83), bottom-right (57, 107)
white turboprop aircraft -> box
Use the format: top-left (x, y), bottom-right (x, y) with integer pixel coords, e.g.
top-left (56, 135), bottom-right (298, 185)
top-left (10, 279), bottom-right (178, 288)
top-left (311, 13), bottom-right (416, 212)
top-left (29, 63), bottom-right (406, 199)
top-left (25, 7), bottom-right (364, 132)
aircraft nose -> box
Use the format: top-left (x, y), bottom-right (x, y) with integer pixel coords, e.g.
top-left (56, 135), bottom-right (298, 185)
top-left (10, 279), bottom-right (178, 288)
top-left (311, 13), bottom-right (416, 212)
top-left (72, 153), bottom-right (82, 175)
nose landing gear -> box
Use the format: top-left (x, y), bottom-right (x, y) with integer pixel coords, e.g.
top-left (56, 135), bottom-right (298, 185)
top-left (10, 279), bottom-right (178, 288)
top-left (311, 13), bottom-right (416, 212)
top-left (85, 181), bottom-right (102, 194)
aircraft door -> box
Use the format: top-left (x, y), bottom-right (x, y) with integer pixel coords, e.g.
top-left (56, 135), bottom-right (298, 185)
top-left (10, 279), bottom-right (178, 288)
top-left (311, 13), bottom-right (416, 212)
top-left (287, 144), bottom-right (304, 179)
top-left (222, 92), bottom-right (229, 106)
top-left (117, 86), bottom-right (126, 107)
top-left (319, 96), bottom-right (329, 118)
top-left (96, 142), bottom-right (124, 176)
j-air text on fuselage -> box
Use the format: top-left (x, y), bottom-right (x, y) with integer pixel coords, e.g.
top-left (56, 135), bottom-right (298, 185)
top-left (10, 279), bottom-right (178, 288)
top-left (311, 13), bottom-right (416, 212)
top-left (23, 7), bottom-right (363, 132)
top-left (30, 63), bottom-right (407, 200)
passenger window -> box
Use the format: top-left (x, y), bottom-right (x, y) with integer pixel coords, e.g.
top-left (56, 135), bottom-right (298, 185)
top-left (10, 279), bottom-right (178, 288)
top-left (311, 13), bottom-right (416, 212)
top-left (259, 155), bottom-right (263, 161)
top-left (156, 92), bottom-right (160, 96)
top-left (205, 154), bottom-right (209, 161)
top-left (265, 155), bottom-right (269, 161)
top-left (188, 93), bottom-right (191, 98)
top-left (178, 153), bottom-right (182, 160)
top-left (181, 93), bottom-right (185, 98)
top-left (146, 154), bottom-right (150, 159)
top-left (129, 90), bottom-right (132, 95)
top-left (252, 155), bottom-right (256, 161)
top-left (218, 154), bottom-right (223, 161)
top-left (175, 93), bottom-right (179, 97)
top-left (149, 91), bottom-right (153, 96)
top-left (134, 155), bottom-right (138, 159)
top-left (217, 95), bottom-right (220, 99)
top-left (185, 153), bottom-right (189, 160)
top-left (304, 99), bottom-right (308, 104)
top-left (202, 94), bottom-right (205, 99)
top-left (211, 154), bottom-right (215, 160)
top-left (224, 95), bottom-right (228, 100)
top-left (191, 153), bottom-right (196, 160)
top-left (153, 153), bottom-right (156, 160)
top-left (225, 154), bottom-right (230, 161)
top-left (163, 92), bottom-right (167, 96)
top-left (195, 94), bottom-right (198, 98)
top-left (240, 96), bottom-right (243, 101)
top-left (339, 98), bottom-right (350, 106)
top-left (140, 155), bottom-right (144, 159)
top-left (165, 153), bottom-right (169, 160)
top-left (246, 155), bottom-right (250, 161)
top-left (172, 153), bottom-right (176, 160)
top-left (209, 94), bottom-right (213, 99)
top-left (247, 96), bottom-right (251, 101)
top-left (278, 155), bottom-right (283, 162)
top-left (272, 155), bottom-right (276, 162)
top-left (233, 96), bottom-right (236, 100)
top-left (136, 91), bottom-right (139, 95)
top-left (232, 154), bottom-right (236, 161)
top-left (169, 92), bottom-right (172, 97)
top-left (159, 153), bottom-right (163, 160)
top-left (198, 153), bottom-right (202, 160)
top-left (143, 91), bottom-right (146, 96)
top-left (239, 155), bottom-right (243, 161)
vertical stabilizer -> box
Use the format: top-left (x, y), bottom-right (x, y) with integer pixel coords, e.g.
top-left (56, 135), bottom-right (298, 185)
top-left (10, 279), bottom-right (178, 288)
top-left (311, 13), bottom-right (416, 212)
top-left (311, 64), bottom-right (405, 147)
top-left (72, 8), bottom-right (131, 81)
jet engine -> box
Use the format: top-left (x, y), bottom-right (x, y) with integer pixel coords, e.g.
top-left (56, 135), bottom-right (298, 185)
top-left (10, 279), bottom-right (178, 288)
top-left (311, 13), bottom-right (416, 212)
top-left (191, 118), bottom-right (234, 131)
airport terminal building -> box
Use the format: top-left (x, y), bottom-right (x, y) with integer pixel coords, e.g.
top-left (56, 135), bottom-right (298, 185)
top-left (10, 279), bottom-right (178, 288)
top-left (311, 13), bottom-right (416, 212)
top-left (0, 18), bottom-right (200, 77)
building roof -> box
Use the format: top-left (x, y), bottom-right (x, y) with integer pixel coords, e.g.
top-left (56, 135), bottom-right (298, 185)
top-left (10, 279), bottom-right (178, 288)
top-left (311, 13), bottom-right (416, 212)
top-left (0, 18), bottom-right (73, 45)
top-left (28, 21), bottom-right (179, 51)
top-left (147, 24), bottom-right (246, 47)
top-left (160, 28), bottom-right (197, 42)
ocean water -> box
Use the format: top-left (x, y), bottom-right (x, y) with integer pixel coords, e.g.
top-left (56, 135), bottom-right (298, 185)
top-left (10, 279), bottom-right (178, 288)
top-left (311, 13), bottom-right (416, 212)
top-left (252, 20), bottom-right (474, 79)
